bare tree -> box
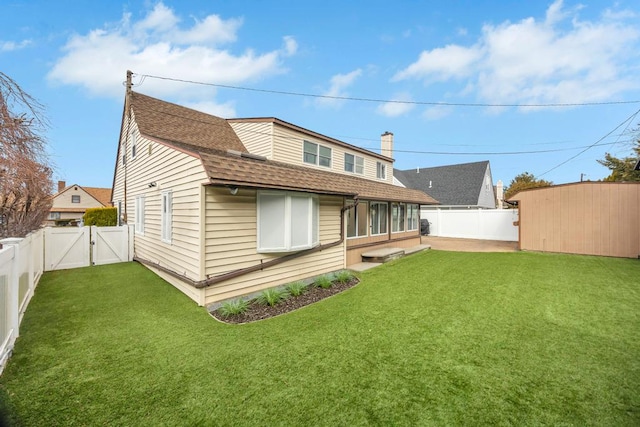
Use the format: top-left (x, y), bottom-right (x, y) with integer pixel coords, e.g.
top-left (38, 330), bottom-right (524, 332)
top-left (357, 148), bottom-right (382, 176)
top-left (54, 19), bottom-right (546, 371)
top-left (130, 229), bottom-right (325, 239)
top-left (0, 72), bottom-right (53, 238)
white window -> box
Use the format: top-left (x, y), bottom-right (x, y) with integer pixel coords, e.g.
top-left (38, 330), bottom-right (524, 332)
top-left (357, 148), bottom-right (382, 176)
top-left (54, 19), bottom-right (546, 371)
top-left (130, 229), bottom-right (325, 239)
top-left (346, 200), bottom-right (368, 238)
top-left (391, 202), bottom-right (405, 233)
top-left (376, 162), bottom-right (387, 180)
top-left (49, 212), bottom-right (61, 220)
top-left (370, 202), bottom-right (388, 235)
top-left (257, 192), bottom-right (319, 252)
top-left (135, 195), bottom-right (145, 234)
top-left (303, 141), bottom-right (331, 168)
top-left (130, 127), bottom-right (137, 159)
top-left (407, 204), bottom-right (419, 231)
top-left (344, 153), bottom-right (364, 174)
top-left (161, 191), bottom-right (172, 243)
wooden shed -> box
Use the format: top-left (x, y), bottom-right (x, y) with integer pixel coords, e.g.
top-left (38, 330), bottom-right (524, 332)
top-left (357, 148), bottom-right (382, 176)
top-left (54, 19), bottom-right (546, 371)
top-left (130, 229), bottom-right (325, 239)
top-left (510, 182), bottom-right (640, 258)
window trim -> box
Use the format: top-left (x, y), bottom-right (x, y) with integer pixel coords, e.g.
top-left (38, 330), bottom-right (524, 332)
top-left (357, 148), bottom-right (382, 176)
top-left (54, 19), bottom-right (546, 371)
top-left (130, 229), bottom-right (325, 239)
top-left (391, 202), bottom-right (406, 233)
top-left (407, 204), bottom-right (419, 231)
top-left (161, 190), bottom-right (172, 244)
top-left (376, 162), bottom-right (387, 180)
top-left (344, 153), bottom-right (364, 175)
top-left (346, 200), bottom-right (369, 239)
top-left (135, 195), bottom-right (145, 235)
top-left (257, 191), bottom-right (319, 253)
top-left (130, 127), bottom-right (137, 160)
top-left (369, 201), bottom-right (388, 236)
top-left (303, 140), bottom-right (332, 168)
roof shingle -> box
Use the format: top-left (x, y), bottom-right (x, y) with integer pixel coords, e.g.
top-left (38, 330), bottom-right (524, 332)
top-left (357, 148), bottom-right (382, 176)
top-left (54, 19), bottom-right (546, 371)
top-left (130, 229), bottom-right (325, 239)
top-left (395, 161), bottom-right (490, 206)
top-left (130, 91), bottom-right (437, 205)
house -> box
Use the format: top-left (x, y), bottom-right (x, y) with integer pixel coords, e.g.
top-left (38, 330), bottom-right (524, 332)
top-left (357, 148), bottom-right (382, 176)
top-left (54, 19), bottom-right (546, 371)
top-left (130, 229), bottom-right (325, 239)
top-left (111, 85), bottom-right (437, 306)
top-left (394, 161), bottom-right (496, 209)
top-left (45, 181), bottom-right (112, 226)
top-left (509, 182), bottom-right (640, 258)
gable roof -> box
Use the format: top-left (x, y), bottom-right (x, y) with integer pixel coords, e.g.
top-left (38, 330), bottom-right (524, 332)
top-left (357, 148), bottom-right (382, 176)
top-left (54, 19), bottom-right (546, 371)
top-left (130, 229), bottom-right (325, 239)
top-left (54, 184), bottom-right (112, 206)
top-left (83, 187), bottom-right (112, 206)
top-left (130, 91), bottom-right (247, 153)
top-left (395, 161), bottom-right (490, 206)
top-left (128, 91), bottom-right (437, 205)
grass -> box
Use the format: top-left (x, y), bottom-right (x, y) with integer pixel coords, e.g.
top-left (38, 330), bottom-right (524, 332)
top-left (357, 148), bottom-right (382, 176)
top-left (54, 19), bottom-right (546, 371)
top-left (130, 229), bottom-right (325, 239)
top-left (1, 251), bottom-right (639, 426)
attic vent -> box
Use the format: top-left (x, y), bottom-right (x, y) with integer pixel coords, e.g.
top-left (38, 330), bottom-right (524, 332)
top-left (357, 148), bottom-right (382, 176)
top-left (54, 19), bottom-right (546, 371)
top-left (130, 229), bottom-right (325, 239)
top-left (226, 150), bottom-right (267, 162)
top-left (429, 180), bottom-right (432, 189)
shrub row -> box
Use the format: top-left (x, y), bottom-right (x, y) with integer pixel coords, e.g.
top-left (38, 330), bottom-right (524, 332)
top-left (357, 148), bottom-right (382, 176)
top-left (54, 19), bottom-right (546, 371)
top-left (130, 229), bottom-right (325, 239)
top-left (217, 271), bottom-right (355, 317)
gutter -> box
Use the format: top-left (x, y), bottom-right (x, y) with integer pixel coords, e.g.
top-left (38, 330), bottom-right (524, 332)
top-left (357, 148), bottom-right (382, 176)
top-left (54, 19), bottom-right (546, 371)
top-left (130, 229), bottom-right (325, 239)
top-left (134, 199), bottom-right (357, 289)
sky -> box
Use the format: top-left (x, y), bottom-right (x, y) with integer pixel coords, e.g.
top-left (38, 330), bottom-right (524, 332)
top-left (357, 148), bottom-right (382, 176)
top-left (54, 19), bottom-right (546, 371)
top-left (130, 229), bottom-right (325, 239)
top-left (2, 0), bottom-right (640, 190)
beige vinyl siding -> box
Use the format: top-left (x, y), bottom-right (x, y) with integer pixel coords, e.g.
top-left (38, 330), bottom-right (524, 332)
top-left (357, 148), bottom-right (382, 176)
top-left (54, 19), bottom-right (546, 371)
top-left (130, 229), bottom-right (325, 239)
top-left (52, 187), bottom-right (105, 210)
top-left (270, 125), bottom-right (393, 184)
top-left (228, 121), bottom-right (274, 158)
top-left (203, 188), bottom-right (344, 304)
top-left (112, 115), bottom-right (209, 283)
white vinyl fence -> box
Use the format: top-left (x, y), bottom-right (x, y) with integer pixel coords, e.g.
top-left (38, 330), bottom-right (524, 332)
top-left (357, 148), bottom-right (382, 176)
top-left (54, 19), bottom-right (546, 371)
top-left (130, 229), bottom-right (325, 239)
top-left (422, 208), bottom-right (519, 242)
top-left (0, 225), bottom-right (133, 375)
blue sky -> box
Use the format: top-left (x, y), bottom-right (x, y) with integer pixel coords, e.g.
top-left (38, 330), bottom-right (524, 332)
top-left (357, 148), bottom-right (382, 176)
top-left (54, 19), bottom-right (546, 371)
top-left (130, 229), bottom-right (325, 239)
top-left (2, 0), bottom-right (640, 189)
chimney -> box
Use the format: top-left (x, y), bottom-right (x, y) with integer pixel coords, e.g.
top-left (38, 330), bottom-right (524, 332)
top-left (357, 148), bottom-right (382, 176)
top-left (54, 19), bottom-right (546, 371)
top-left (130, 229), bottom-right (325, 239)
top-left (381, 131), bottom-right (393, 159)
top-left (58, 180), bottom-right (66, 193)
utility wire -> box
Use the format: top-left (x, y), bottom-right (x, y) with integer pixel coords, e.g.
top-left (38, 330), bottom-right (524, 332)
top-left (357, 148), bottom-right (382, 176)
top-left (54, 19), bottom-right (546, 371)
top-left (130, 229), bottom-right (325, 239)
top-left (133, 103), bottom-right (632, 157)
top-left (134, 73), bottom-right (640, 108)
top-left (537, 108), bottom-right (640, 178)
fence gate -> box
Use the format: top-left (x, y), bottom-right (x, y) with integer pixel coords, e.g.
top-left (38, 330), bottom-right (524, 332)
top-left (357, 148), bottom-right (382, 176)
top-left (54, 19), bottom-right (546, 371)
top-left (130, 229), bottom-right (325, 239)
top-left (44, 227), bottom-right (91, 271)
top-left (92, 226), bottom-right (132, 265)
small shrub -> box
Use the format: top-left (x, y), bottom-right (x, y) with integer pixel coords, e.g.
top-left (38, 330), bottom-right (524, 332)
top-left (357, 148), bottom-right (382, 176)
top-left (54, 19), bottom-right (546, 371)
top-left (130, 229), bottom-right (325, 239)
top-left (335, 270), bottom-right (353, 284)
top-left (285, 281), bottom-right (308, 297)
top-left (217, 299), bottom-right (250, 317)
top-left (255, 288), bottom-right (290, 306)
top-left (314, 275), bottom-right (333, 289)
top-left (83, 207), bottom-right (117, 226)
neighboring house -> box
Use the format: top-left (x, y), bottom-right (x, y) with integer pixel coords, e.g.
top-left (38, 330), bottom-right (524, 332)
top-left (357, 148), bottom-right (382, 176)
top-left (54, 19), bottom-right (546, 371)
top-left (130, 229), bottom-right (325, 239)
top-left (394, 161), bottom-right (496, 209)
top-left (509, 182), bottom-right (640, 258)
top-left (45, 181), bottom-right (112, 226)
top-left (111, 89), bottom-right (437, 306)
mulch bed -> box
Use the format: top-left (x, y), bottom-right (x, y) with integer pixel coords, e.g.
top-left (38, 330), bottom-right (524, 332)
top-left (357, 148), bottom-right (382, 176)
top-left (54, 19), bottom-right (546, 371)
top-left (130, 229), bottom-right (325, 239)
top-left (210, 278), bottom-right (360, 324)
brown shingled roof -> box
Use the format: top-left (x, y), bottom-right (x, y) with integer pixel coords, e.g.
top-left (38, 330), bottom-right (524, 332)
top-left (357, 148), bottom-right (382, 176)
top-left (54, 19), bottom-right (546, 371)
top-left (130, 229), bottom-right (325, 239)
top-left (83, 187), bottom-right (112, 206)
top-left (130, 91), bottom-right (247, 153)
top-left (129, 92), bottom-right (437, 205)
top-left (200, 151), bottom-right (437, 205)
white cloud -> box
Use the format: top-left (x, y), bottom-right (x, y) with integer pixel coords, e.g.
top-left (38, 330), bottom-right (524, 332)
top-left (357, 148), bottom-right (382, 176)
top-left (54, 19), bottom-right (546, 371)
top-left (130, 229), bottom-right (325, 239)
top-left (1, 39), bottom-right (32, 52)
top-left (47, 2), bottom-right (295, 106)
top-left (376, 92), bottom-right (415, 117)
top-left (393, 0), bottom-right (640, 110)
top-left (184, 100), bottom-right (236, 118)
top-left (423, 105), bottom-right (454, 120)
top-left (316, 69), bottom-right (362, 108)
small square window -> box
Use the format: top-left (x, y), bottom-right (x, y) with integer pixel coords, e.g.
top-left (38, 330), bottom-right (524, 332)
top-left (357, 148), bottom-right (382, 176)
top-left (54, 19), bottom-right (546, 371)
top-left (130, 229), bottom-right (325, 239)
top-left (71, 195), bottom-right (80, 203)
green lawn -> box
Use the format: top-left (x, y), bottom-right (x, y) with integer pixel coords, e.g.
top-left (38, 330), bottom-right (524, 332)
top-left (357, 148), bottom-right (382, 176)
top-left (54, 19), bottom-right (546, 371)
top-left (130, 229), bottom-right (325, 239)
top-left (1, 251), bottom-right (639, 426)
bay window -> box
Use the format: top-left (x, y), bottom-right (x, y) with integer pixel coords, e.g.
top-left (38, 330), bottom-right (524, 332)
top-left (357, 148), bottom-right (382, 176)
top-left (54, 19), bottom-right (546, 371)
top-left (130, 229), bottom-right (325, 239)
top-left (258, 192), bottom-right (319, 252)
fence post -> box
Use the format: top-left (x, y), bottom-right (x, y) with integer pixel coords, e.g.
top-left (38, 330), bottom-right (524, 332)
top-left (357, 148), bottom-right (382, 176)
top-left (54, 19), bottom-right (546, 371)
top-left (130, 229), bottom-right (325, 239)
top-left (0, 238), bottom-right (22, 340)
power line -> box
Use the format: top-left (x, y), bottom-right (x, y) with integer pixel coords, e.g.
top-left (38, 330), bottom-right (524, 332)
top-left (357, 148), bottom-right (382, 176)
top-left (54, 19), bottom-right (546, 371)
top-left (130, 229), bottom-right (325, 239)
top-left (537, 108), bottom-right (640, 178)
top-left (134, 73), bottom-right (640, 108)
top-left (133, 104), bottom-right (630, 157)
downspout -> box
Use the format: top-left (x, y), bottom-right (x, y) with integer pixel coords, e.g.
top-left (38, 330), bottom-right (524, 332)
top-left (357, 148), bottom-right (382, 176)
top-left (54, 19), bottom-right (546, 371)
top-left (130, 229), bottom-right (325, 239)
top-left (134, 198), bottom-right (358, 289)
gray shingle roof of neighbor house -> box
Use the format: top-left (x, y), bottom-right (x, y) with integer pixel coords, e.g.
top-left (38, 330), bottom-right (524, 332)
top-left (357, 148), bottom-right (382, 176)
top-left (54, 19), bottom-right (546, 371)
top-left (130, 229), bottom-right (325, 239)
top-left (129, 91), bottom-right (438, 205)
top-left (394, 161), bottom-right (491, 206)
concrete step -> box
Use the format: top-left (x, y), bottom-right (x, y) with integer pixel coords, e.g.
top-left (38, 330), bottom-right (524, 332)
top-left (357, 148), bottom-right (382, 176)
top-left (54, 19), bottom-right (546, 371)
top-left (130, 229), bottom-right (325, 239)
top-left (361, 247), bottom-right (405, 263)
